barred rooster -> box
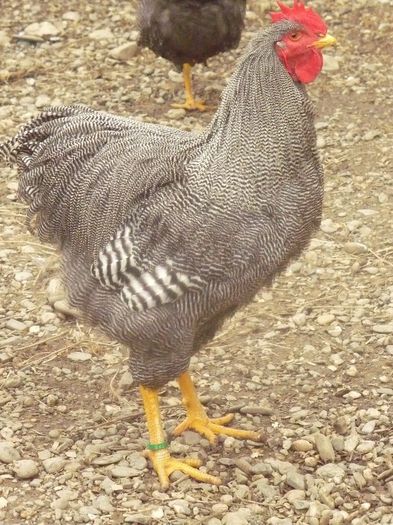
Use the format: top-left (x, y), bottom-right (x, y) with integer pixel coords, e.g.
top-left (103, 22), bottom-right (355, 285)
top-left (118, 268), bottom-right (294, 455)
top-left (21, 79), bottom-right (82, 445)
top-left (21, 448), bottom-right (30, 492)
top-left (1, 1), bottom-right (335, 488)
top-left (138, 0), bottom-right (246, 110)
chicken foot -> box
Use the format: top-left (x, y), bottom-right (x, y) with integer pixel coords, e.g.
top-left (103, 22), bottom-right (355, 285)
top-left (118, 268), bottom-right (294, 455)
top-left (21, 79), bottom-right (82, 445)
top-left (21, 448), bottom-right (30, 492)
top-left (171, 63), bottom-right (207, 112)
top-left (173, 371), bottom-right (262, 443)
top-left (140, 385), bottom-right (221, 488)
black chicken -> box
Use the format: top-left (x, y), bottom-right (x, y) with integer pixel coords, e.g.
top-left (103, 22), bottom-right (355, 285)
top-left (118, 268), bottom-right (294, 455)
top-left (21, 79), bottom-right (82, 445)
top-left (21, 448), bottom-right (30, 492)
top-left (138, 0), bottom-right (246, 110)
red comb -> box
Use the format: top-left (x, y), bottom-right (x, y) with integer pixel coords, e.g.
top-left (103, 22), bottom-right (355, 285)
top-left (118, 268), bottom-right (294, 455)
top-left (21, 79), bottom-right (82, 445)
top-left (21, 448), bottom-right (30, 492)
top-left (270, 0), bottom-right (327, 35)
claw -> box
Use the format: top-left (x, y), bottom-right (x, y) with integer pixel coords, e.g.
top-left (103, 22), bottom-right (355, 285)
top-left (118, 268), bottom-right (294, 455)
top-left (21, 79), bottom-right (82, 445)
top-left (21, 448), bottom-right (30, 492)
top-left (146, 448), bottom-right (221, 489)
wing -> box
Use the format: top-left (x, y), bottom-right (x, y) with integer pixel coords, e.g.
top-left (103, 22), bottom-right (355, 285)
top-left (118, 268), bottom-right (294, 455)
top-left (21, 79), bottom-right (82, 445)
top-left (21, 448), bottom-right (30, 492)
top-left (91, 204), bottom-right (278, 313)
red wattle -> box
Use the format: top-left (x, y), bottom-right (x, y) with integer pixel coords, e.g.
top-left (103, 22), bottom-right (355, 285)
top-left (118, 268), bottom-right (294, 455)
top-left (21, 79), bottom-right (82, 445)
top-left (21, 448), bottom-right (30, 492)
top-left (293, 50), bottom-right (323, 84)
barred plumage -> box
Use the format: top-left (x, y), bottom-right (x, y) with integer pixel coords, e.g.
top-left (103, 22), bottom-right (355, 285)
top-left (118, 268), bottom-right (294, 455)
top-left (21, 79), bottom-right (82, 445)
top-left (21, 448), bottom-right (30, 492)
top-left (1, 20), bottom-right (324, 388)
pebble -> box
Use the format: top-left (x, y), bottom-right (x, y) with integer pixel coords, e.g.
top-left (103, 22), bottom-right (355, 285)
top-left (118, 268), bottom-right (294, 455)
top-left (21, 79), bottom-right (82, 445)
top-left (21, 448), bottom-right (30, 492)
top-left (268, 518), bottom-right (293, 525)
top-left (127, 452), bottom-right (147, 470)
top-left (316, 464), bottom-right (345, 481)
top-left (240, 405), bottom-right (273, 415)
top-left (13, 459), bottom-right (39, 479)
top-left (0, 30), bottom-right (10, 47)
top-left (372, 323), bottom-right (393, 334)
top-left (0, 497), bottom-right (8, 509)
top-left (93, 495), bottom-right (114, 513)
top-left (286, 469), bottom-right (305, 490)
top-left (67, 351), bottom-right (91, 362)
top-left (0, 441), bottom-right (21, 463)
top-left (22, 21), bottom-right (60, 38)
top-left (42, 457), bottom-right (66, 473)
top-left (5, 319), bottom-right (27, 331)
top-left (168, 499), bottom-right (190, 515)
top-left (92, 453), bottom-right (123, 466)
top-left (317, 313), bottom-right (335, 325)
top-left (89, 28), bottom-right (114, 40)
top-left (344, 242), bottom-right (368, 254)
top-left (110, 42), bottom-right (138, 61)
top-left (320, 219), bottom-right (339, 233)
top-left (166, 108), bottom-right (186, 119)
top-left (292, 439), bottom-right (313, 452)
top-left (314, 433), bottom-right (335, 462)
top-left (286, 489), bottom-right (306, 504)
top-left (222, 509), bottom-right (251, 525)
top-left (110, 465), bottom-right (140, 478)
top-left (323, 55), bottom-right (340, 72)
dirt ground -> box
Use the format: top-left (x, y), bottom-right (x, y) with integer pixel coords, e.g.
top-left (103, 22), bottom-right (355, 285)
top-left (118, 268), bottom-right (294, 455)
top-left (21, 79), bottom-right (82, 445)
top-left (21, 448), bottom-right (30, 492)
top-left (0, 0), bottom-right (392, 524)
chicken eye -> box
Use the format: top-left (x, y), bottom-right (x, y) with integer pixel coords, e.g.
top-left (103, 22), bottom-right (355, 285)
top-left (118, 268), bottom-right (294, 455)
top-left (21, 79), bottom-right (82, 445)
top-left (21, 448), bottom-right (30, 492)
top-left (289, 32), bottom-right (302, 41)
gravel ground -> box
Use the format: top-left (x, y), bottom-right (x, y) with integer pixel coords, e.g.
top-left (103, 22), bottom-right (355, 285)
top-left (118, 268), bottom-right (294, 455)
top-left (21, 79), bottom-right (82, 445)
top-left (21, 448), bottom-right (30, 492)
top-left (0, 0), bottom-right (392, 524)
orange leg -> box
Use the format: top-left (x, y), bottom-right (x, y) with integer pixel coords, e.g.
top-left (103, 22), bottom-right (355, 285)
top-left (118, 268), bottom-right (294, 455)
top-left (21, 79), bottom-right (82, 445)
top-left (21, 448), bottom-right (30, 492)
top-left (171, 63), bottom-right (207, 112)
top-left (173, 372), bottom-right (262, 444)
top-left (140, 385), bottom-right (221, 488)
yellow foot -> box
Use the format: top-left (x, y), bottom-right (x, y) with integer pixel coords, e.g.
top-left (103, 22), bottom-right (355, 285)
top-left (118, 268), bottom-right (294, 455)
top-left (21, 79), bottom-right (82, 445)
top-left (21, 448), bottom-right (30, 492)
top-left (173, 412), bottom-right (262, 444)
top-left (146, 448), bottom-right (221, 489)
top-left (171, 99), bottom-right (207, 112)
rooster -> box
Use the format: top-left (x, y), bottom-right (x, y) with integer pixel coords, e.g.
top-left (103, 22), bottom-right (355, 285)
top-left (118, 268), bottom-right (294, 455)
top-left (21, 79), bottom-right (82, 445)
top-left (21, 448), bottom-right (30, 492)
top-left (138, 0), bottom-right (246, 110)
top-left (1, 1), bottom-right (335, 488)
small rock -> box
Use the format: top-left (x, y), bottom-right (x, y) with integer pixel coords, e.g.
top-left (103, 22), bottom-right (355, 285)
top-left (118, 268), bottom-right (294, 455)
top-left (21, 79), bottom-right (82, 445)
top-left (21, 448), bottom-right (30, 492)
top-left (63, 11), bottom-right (80, 21)
top-left (166, 108), bottom-right (186, 119)
top-left (363, 130), bottom-right (381, 141)
top-left (13, 459), bottom-right (39, 479)
top-left (372, 323), bottom-right (393, 334)
top-left (119, 371), bottom-right (134, 389)
top-left (268, 518), bottom-right (293, 525)
top-left (317, 313), bottom-right (335, 325)
top-left (0, 441), bottom-right (21, 463)
top-left (79, 505), bottom-right (100, 519)
top-left (53, 299), bottom-right (79, 317)
top-left (169, 499), bottom-right (191, 516)
top-left (323, 55), bottom-right (340, 72)
top-left (127, 452), bottom-right (147, 470)
top-left (124, 514), bottom-right (149, 524)
top-left (344, 242), bottom-right (368, 254)
top-left (286, 470), bottom-right (305, 490)
top-left (100, 476), bottom-right (123, 495)
top-left (110, 465), bottom-right (139, 478)
top-left (314, 433), bottom-right (335, 462)
top-left (0, 497), bottom-right (7, 509)
top-left (360, 420), bottom-right (376, 434)
top-left (286, 489), bottom-right (306, 504)
top-left (110, 42), bottom-right (138, 61)
top-left (151, 507), bottom-right (164, 520)
top-left (334, 415), bottom-right (351, 435)
top-left (316, 463), bottom-right (345, 481)
top-left (222, 509), bottom-right (251, 525)
top-left (43, 457), bottom-right (66, 474)
top-left (320, 219), bottom-right (339, 233)
top-left (0, 30), bottom-right (10, 47)
top-left (94, 495), bottom-right (114, 513)
top-left (67, 351), bottom-right (91, 362)
top-left (5, 319), bottom-right (27, 331)
top-left (291, 439), bottom-right (313, 452)
top-left (208, 519), bottom-right (222, 525)
top-left (35, 94), bottom-right (51, 108)
top-left (240, 405), bottom-right (273, 416)
top-left (89, 28), bottom-right (114, 40)
top-left (22, 21), bottom-right (60, 38)
top-left (212, 503), bottom-right (228, 515)
top-left (92, 453), bottom-right (123, 466)
top-left (357, 441), bottom-right (375, 454)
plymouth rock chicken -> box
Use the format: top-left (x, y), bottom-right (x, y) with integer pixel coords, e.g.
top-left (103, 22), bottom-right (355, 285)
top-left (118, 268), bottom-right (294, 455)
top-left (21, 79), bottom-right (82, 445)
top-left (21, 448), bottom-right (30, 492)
top-left (138, 0), bottom-right (246, 110)
top-left (1, 1), bottom-right (335, 488)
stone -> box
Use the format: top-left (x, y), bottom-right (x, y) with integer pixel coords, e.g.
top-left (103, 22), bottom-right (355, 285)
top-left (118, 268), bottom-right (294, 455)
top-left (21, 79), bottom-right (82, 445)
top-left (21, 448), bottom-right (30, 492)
top-left (23, 21), bottom-right (60, 38)
top-left (166, 108), bottom-right (186, 119)
top-left (67, 351), bottom-right (91, 362)
top-left (314, 433), bottom-right (335, 462)
top-left (291, 439), bottom-right (313, 452)
top-left (323, 55), bottom-right (340, 72)
top-left (0, 30), bottom-right (10, 47)
top-left (5, 319), bottom-right (27, 331)
top-left (316, 463), bottom-right (345, 481)
top-left (42, 457), bottom-right (66, 474)
top-left (169, 499), bottom-right (191, 515)
top-left (110, 465), bottom-right (140, 478)
top-left (286, 470), bottom-right (305, 490)
top-left (127, 452), bottom-right (147, 470)
top-left (222, 509), bottom-right (251, 525)
top-left (0, 441), bottom-right (21, 463)
top-left (94, 495), bottom-right (114, 513)
top-left (110, 42), bottom-right (138, 61)
top-left (13, 459), bottom-right (39, 479)
top-left (89, 28), bottom-right (114, 40)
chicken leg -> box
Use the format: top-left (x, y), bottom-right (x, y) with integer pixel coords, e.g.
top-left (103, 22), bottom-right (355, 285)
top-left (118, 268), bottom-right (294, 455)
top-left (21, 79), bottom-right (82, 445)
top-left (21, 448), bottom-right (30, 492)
top-left (173, 371), bottom-right (262, 443)
top-left (140, 385), bottom-right (221, 488)
top-left (171, 63), bottom-right (206, 112)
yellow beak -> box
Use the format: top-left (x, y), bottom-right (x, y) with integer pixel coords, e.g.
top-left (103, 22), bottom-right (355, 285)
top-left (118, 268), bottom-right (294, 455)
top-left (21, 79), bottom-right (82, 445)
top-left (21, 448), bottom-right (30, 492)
top-left (312, 34), bottom-right (337, 49)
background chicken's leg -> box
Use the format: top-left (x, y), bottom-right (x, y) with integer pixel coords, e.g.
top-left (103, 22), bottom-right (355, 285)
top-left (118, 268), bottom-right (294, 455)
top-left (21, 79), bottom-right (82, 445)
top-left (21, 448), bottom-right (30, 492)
top-left (174, 372), bottom-right (262, 443)
top-left (140, 385), bottom-right (221, 487)
top-left (172, 64), bottom-right (206, 111)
